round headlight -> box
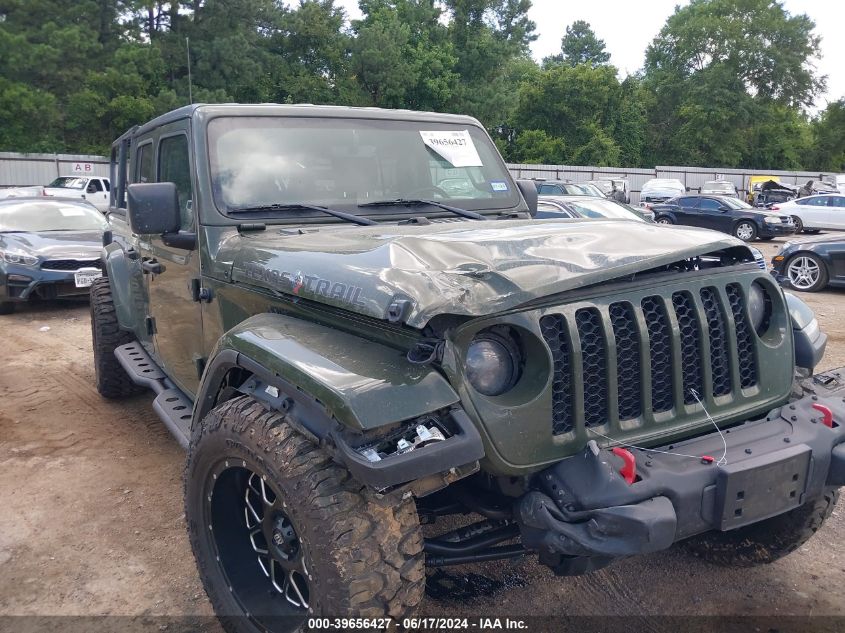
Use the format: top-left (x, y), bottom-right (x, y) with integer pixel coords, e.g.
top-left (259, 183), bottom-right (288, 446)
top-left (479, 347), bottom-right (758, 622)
top-left (747, 282), bottom-right (768, 333)
top-left (466, 334), bottom-right (519, 396)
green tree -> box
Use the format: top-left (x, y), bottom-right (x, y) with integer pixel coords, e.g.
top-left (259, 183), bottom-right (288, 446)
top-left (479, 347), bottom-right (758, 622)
top-left (809, 99), bottom-right (845, 172)
top-left (510, 130), bottom-right (566, 164)
top-left (544, 20), bottom-right (610, 68)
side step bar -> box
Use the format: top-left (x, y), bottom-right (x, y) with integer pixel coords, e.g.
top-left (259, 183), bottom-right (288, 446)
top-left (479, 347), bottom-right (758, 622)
top-left (114, 342), bottom-right (192, 449)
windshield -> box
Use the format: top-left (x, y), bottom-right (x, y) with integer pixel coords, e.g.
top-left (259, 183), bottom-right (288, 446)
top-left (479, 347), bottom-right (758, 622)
top-left (565, 199), bottom-right (643, 221)
top-left (574, 183), bottom-right (605, 197)
top-left (589, 180), bottom-right (613, 194)
top-left (719, 197), bottom-right (752, 209)
top-left (0, 201), bottom-right (106, 232)
top-left (48, 177), bottom-right (87, 190)
top-left (208, 116), bottom-right (519, 218)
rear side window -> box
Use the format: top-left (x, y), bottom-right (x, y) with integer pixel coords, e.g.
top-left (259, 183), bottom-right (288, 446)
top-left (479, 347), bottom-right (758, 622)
top-left (137, 142), bottom-right (153, 183)
top-left (538, 184), bottom-right (562, 195)
top-left (678, 196), bottom-right (699, 208)
top-left (158, 134), bottom-right (194, 230)
top-left (831, 196), bottom-right (845, 208)
top-left (102, 179), bottom-right (110, 191)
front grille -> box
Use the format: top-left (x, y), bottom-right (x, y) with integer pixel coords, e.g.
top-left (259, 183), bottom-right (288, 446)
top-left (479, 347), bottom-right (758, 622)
top-left (41, 259), bottom-right (101, 271)
top-left (542, 283), bottom-right (761, 435)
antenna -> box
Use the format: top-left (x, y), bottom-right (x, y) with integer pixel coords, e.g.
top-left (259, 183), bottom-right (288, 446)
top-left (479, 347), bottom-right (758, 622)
top-left (186, 36), bottom-right (193, 104)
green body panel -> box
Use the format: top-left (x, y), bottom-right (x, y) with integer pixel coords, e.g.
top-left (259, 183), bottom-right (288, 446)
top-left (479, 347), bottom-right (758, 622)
top-left (106, 103), bottom-right (798, 478)
top-left (214, 313), bottom-right (459, 431)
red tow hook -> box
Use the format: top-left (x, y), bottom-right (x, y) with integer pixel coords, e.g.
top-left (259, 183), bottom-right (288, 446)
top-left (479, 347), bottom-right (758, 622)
top-left (812, 403), bottom-right (835, 428)
top-left (611, 447), bottom-right (637, 485)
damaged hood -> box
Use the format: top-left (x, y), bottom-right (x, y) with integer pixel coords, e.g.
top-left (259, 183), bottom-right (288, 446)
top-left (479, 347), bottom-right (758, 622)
top-left (226, 219), bottom-right (747, 328)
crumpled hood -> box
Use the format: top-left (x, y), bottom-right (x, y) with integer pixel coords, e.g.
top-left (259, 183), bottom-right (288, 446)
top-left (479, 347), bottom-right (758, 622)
top-left (0, 230), bottom-right (103, 259)
top-left (227, 219), bottom-right (747, 328)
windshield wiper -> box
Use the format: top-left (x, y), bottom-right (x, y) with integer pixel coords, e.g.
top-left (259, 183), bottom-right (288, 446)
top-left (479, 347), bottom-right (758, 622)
top-left (228, 203), bottom-right (376, 226)
top-left (357, 198), bottom-right (486, 221)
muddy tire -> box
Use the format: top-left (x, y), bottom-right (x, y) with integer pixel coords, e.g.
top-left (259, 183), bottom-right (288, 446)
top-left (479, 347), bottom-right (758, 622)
top-left (684, 488), bottom-right (838, 567)
top-left (90, 277), bottom-right (144, 398)
top-left (185, 396), bottom-right (424, 632)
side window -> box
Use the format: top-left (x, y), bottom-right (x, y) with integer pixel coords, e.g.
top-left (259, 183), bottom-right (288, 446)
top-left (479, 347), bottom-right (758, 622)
top-left (87, 179), bottom-right (103, 193)
top-left (831, 196), bottom-right (845, 208)
top-left (699, 198), bottom-right (721, 211)
top-left (538, 185), bottom-right (558, 195)
top-left (102, 179), bottom-right (110, 192)
top-left (679, 196), bottom-right (699, 208)
top-left (137, 142), bottom-right (153, 183)
top-left (158, 134), bottom-right (194, 230)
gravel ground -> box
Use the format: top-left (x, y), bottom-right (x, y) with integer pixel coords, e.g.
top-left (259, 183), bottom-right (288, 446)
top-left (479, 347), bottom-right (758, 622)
top-left (1, 235), bottom-right (844, 625)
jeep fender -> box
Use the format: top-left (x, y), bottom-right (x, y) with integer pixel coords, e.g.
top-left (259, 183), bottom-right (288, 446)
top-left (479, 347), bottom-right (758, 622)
top-left (194, 313), bottom-right (483, 489)
top-left (101, 241), bottom-right (137, 331)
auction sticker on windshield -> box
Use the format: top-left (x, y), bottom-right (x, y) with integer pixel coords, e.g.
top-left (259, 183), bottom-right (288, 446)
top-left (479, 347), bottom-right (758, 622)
top-left (420, 130), bottom-right (483, 167)
top-left (74, 268), bottom-right (102, 288)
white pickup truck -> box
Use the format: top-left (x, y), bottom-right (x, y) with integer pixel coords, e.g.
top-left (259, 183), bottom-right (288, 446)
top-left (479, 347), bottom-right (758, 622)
top-left (44, 176), bottom-right (111, 212)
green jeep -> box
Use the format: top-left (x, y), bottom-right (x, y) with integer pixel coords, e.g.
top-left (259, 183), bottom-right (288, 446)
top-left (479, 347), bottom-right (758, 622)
top-left (94, 104), bottom-right (844, 630)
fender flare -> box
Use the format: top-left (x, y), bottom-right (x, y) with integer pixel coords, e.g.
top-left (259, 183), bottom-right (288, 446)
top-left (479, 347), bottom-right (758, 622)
top-left (101, 242), bottom-right (137, 331)
top-left (193, 313), bottom-right (484, 489)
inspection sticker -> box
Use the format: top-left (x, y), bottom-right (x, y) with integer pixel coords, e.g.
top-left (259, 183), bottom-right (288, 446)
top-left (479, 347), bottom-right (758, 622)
top-left (419, 130), bottom-right (483, 167)
top-left (490, 181), bottom-right (509, 192)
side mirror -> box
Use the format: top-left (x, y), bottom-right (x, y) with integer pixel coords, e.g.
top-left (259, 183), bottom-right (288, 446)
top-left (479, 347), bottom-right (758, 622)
top-left (516, 179), bottom-right (538, 216)
top-left (127, 182), bottom-right (180, 235)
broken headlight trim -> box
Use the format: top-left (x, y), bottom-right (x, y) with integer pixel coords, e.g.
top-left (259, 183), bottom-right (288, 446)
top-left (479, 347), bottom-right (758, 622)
top-left (466, 330), bottom-right (521, 397)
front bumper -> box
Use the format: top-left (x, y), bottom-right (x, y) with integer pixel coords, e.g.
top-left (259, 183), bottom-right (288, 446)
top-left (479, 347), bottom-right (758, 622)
top-left (517, 390), bottom-right (845, 563)
top-left (1, 264), bottom-right (98, 302)
top-left (758, 222), bottom-right (796, 237)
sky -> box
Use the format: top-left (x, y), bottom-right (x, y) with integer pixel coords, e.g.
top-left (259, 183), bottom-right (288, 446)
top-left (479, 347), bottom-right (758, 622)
top-left (334, 0), bottom-right (845, 111)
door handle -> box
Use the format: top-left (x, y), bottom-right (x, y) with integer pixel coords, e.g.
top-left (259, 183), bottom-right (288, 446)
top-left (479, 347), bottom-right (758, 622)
top-left (141, 258), bottom-right (163, 275)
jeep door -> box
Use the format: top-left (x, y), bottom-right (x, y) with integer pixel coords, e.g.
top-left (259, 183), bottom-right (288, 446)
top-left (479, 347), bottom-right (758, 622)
top-left (139, 126), bottom-right (204, 396)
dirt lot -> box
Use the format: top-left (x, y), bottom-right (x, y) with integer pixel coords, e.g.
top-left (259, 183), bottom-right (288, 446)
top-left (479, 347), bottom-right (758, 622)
top-left (1, 236), bottom-right (844, 625)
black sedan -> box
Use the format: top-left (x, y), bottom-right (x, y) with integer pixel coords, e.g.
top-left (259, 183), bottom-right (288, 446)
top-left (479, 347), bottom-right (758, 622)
top-left (0, 198), bottom-right (106, 314)
top-left (651, 194), bottom-right (796, 242)
top-left (770, 234), bottom-right (845, 292)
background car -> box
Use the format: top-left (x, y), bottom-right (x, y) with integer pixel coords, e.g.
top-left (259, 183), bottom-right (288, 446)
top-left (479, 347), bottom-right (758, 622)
top-left (639, 178), bottom-right (686, 207)
top-left (538, 195), bottom-right (651, 222)
top-left (752, 180), bottom-right (796, 208)
top-left (770, 194), bottom-right (845, 233)
top-left (0, 198), bottom-right (106, 314)
top-left (532, 179), bottom-right (595, 196)
top-left (535, 199), bottom-right (580, 218)
top-left (651, 194), bottom-right (795, 241)
top-left (700, 180), bottom-right (739, 197)
top-left (44, 176), bottom-right (111, 212)
top-left (771, 234), bottom-right (845, 292)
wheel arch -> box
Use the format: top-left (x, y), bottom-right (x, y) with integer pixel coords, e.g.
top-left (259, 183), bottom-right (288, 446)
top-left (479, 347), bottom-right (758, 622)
top-left (100, 242), bottom-right (136, 330)
top-left (192, 313), bottom-right (483, 490)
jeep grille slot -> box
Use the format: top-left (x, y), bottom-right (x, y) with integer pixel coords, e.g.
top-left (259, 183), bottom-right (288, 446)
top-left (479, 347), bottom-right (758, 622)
top-left (575, 308), bottom-right (609, 429)
top-left (539, 314), bottom-right (575, 435)
top-left (672, 291), bottom-right (704, 405)
top-left (541, 283), bottom-right (760, 436)
top-left (726, 283), bottom-right (758, 388)
top-left (641, 296), bottom-right (674, 414)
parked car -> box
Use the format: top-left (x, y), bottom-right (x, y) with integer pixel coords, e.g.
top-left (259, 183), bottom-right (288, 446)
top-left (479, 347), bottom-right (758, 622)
top-left (812, 181), bottom-right (839, 195)
top-left (700, 180), bottom-right (738, 198)
top-left (651, 194), bottom-right (796, 242)
top-left (532, 179), bottom-right (594, 196)
top-left (746, 175), bottom-right (782, 204)
top-left (769, 194), bottom-right (845, 233)
top-left (752, 180), bottom-right (796, 208)
top-left (587, 178), bottom-right (630, 203)
top-left (771, 234), bottom-right (845, 292)
top-left (535, 198), bottom-right (580, 218)
top-left (538, 195), bottom-right (652, 222)
top-left (0, 186), bottom-right (45, 199)
top-left (0, 197), bottom-right (106, 314)
top-left (44, 176), bottom-right (111, 212)
top-left (639, 178), bottom-right (686, 207)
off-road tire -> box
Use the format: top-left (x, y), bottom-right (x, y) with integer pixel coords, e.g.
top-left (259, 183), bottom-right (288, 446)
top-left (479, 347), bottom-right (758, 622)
top-left (0, 301), bottom-right (14, 315)
top-left (185, 396), bottom-right (425, 631)
top-left (684, 488), bottom-right (838, 567)
top-left (90, 277), bottom-right (143, 398)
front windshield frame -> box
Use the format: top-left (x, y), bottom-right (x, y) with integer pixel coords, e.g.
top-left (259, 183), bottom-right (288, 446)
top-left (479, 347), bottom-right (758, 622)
top-left (0, 201), bottom-right (107, 233)
top-left (206, 115), bottom-right (522, 222)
